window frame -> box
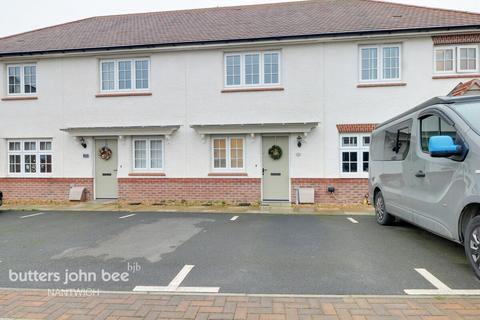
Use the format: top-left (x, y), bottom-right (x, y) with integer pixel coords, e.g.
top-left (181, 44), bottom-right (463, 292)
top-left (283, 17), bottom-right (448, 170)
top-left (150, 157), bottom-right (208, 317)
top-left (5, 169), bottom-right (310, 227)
top-left (6, 63), bottom-right (37, 96)
top-left (99, 58), bottom-right (151, 93)
top-left (339, 133), bottom-right (371, 177)
top-left (131, 137), bottom-right (165, 172)
top-left (7, 139), bottom-right (52, 177)
top-left (224, 51), bottom-right (281, 88)
top-left (211, 136), bottom-right (246, 172)
top-left (433, 46), bottom-right (456, 74)
top-left (457, 45), bottom-right (478, 73)
top-left (358, 44), bottom-right (402, 83)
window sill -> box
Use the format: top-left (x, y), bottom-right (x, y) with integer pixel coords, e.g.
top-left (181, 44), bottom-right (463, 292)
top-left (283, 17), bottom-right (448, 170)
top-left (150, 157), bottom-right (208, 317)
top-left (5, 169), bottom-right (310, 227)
top-left (208, 172), bottom-right (248, 177)
top-left (1, 96), bottom-right (38, 101)
top-left (432, 74), bottom-right (480, 79)
top-left (221, 87), bottom-right (284, 93)
top-left (128, 172), bottom-right (165, 177)
top-left (356, 82), bottom-right (406, 88)
top-left (95, 92), bottom-right (152, 98)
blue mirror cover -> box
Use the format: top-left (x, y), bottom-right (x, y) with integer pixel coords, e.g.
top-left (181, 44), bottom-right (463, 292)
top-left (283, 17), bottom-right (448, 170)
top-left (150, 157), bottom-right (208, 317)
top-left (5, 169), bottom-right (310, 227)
top-left (428, 136), bottom-right (461, 157)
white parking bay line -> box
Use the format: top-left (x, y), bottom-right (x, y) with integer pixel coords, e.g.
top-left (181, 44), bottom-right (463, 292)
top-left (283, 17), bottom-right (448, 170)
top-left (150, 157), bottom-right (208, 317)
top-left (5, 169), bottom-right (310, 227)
top-left (230, 216), bottom-right (239, 221)
top-left (133, 264), bottom-right (220, 293)
top-left (347, 217), bottom-right (359, 224)
top-left (119, 214), bottom-right (136, 219)
top-left (20, 212), bottom-right (45, 219)
top-left (405, 268), bottom-right (480, 295)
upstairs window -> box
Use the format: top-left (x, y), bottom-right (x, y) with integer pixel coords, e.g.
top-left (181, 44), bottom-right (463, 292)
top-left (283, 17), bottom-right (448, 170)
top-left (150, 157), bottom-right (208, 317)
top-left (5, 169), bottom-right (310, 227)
top-left (434, 45), bottom-right (478, 74)
top-left (224, 51), bottom-right (281, 87)
top-left (100, 58), bottom-right (150, 92)
top-left (7, 64), bottom-right (37, 95)
top-left (8, 139), bottom-right (52, 176)
top-left (359, 45), bottom-right (401, 82)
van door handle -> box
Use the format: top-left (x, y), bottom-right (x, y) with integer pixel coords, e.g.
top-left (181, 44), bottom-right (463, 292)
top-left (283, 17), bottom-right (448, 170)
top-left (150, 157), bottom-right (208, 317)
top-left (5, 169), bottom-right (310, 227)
top-left (415, 170), bottom-right (426, 178)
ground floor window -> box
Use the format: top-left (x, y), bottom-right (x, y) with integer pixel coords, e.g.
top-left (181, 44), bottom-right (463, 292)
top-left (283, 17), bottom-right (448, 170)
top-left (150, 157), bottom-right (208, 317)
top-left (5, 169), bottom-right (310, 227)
top-left (212, 136), bottom-right (245, 171)
top-left (8, 139), bottom-right (52, 176)
top-left (133, 137), bottom-right (164, 171)
top-left (340, 133), bottom-right (370, 175)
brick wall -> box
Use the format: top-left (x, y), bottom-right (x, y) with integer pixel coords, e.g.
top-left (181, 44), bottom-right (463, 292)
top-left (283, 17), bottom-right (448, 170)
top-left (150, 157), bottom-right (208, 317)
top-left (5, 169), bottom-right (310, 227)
top-left (118, 178), bottom-right (261, 203)
top-left (0, 178), bottom-right (94, 201)
top-left (291, 178), bottom-right (369, 204)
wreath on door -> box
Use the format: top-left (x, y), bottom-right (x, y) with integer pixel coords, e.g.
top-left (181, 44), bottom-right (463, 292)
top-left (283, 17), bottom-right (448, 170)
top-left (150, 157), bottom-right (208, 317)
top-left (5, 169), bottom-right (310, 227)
top-left (99, 146), bottom-right (113, 161)
top-left (268, 145), bottom-right (283, 160)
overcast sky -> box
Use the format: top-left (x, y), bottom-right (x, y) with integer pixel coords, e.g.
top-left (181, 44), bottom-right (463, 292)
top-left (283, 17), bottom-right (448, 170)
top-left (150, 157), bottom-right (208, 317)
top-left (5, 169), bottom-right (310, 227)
top-left (1, 0), bottom-right (480, 38)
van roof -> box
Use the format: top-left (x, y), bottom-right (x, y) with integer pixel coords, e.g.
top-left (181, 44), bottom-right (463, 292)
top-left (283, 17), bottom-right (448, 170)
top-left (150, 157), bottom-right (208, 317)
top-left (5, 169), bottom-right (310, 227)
top-left (376, 95), bottom-right (480, 129)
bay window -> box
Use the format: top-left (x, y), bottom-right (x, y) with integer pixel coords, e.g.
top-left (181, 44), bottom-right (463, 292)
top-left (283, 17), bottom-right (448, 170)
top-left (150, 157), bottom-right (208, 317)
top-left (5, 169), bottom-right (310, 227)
top-left (340, 134), bottom-right (370, 175)
top-left (224, 51), bottom-right (281, 87)
top-left (133, 137), bottom-right (164, 171)
top-left (8, 139), bottom-right (52, 176)
top-left (7, 64), bottom-right (37, 95)
top-left (100, 58), bottom-right (150, 92)
top-left (359, 44), bottom-right (401, 82)
top-left (212, 137), bottom-right (245, 171)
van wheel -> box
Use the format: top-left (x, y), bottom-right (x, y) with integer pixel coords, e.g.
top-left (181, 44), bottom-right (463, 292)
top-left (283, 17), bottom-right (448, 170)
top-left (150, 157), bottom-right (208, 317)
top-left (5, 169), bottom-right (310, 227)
top-left (465, 216), bottom-right (480, 279)
top-left (374, 191), bottom-right (395, 225)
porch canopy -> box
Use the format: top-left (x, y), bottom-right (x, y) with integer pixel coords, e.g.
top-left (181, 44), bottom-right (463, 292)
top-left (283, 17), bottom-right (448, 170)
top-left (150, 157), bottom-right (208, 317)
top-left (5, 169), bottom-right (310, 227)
top-left (60, 125), bottom-right (181, 138)
top-left (190, 122), bottom-right (319, 136)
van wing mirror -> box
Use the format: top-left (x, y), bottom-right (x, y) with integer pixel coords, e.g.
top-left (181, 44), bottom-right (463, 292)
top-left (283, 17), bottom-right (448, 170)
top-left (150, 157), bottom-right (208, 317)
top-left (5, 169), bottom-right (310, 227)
top-left (428, 136), bottom-right (463, 157)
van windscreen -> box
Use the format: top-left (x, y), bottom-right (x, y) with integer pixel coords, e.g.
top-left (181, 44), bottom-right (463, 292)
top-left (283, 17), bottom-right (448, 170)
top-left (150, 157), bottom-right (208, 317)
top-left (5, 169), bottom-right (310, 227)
top-left (453, 101), bottom-right (480, 134)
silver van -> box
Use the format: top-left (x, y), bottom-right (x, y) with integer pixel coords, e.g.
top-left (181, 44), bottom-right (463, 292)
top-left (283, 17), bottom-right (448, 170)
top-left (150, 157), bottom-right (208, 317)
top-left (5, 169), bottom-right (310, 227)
top-left (369, 96), bottom-right (480, 278)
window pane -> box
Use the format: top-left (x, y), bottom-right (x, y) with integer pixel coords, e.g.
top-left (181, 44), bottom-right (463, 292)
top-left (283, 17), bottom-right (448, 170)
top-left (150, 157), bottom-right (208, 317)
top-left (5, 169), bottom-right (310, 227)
top-left (9, 142), bottom-right (20, 151)
top-left (24, 141), bottom-right (36, 151)
top-left (363, 152), bottom-right (369, 172)
top-left (135, 60), bottom-right (149, 89)
top-left (213, 138), bottom-right (227, 168)
top-left (8, 66), bottom-right (21, 94)
top-left (459, 47), bottom-right (477, 71)
top-left (24, 66), bottom-right (37, 93)
top-left (40, 154), bottom-right (52, 173)
top-left (230, 138), bottom-right (244, 168)
top-left (341, 151), bottom-right (358, 173)
top-left (118, 61), bottom-right (132, 90)
top-left (9, 155), bottom-right (21, 173)
top-left (435, 49), bottom-right (454, 72)
top-left (420, 116), bottom-right (439, 152)
top-left (101, 62), bottom-right (115, 91)
top-left (226, 55), bottom-right (241, 86)
top-left (362, 136), bottom-right (371, 146)
top-left (134, 140), bottom-right (147, 169)
top-left (24, 154), bottom-right (36, 173)
top-left (40, 141), bottom-right (52, 151)
top-left (342, 136), bottom-right (357, 147)
top-left (383, 46), bottom-right (400, 79)
top-left (361, 48), bottom-right (378, 80)
top-left (245, 54), bottom-right (260, 85)
top-left (150, 139), bottom-right (163, 169)
top-left (264, 53), bottom-right (279, 84)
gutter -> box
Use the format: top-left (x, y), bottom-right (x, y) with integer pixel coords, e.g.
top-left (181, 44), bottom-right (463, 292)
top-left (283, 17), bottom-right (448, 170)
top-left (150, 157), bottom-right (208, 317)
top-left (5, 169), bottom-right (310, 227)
top-left (1, 25), bottom-right (480, 58)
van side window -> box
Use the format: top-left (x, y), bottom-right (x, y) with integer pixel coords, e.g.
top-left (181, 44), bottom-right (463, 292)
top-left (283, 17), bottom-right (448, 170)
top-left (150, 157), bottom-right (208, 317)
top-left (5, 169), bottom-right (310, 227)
top-left (382, 119), bottom-right (413, 161)
top-left (420, 115), bottom-right (457, 152)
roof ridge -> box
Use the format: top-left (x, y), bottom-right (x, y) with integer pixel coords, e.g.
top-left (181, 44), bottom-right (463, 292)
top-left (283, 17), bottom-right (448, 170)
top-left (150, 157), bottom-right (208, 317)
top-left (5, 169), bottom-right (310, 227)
top-left (364, 0), bottom-right (480, 16)
top-left (0, 16), bottom-right (95, 41)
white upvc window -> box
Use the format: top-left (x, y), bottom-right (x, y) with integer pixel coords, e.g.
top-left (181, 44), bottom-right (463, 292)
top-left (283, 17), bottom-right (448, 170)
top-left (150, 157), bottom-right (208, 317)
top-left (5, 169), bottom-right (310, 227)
top-left (132, 137), bottom-right (164, 171)
top-left (7, 64), bottom-right (37, 95)
top-left (339, 133), bottom-right (370, 176)
top-left (7, 139), bottom-right (52, 176)
top-left (359, 44), bottom-right (401, 82)
top-left (434, 47), bottom-right (455, 73)
top-left (100, 58), bottom-right (150, 92)
top-left (211, 136), bottom-right (245, 171)
top-left (457, 45), bottom-right (478, 73)
top-left (224, 51), bottom-right (281, 87)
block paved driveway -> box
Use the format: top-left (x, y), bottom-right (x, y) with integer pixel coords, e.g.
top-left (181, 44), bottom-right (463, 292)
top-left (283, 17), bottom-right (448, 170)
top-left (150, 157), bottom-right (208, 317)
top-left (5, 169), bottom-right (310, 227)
top-left (0, 210), bottom-right (479, 295)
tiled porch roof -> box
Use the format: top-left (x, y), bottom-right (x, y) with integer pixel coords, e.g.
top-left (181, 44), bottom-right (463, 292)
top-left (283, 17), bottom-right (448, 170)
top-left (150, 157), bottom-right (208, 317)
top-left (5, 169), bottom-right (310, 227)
top-left (336, 123), bottom-right (377, 133)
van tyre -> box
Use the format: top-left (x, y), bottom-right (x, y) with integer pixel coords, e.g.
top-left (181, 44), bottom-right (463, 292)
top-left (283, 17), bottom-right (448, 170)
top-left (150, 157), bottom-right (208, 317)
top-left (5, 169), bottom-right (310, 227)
top-left (465, 216), bottom-right (480, 279)
top-left (374, 191), bottom-right (395, 225)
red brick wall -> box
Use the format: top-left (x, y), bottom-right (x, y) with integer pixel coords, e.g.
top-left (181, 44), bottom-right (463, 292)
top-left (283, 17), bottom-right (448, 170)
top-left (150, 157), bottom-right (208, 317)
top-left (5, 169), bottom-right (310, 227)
top-left (0, 178), bottom-right (94, 201)
top-left (291, 178), bottom-right (369, 204)
top-left (118, 178), bottom-right (261, 203)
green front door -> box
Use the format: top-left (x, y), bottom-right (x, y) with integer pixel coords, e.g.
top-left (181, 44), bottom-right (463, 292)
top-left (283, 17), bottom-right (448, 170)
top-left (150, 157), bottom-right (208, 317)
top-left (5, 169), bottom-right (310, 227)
top-left (262, 136), bottom-right (290, 201)
top-left (95, 139), bottom-right (118, 199)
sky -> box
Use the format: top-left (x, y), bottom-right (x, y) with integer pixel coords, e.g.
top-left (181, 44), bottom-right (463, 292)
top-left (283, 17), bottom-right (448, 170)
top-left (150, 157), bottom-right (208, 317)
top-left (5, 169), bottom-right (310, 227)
top-left (1, 0), bottom-right (480, 38)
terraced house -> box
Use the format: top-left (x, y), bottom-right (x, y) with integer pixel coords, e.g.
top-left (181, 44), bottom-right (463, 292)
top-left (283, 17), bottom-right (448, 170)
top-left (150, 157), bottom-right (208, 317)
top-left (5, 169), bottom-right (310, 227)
top-left (1, 0), bottom-right (480, 205)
